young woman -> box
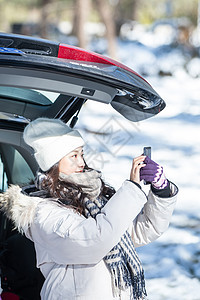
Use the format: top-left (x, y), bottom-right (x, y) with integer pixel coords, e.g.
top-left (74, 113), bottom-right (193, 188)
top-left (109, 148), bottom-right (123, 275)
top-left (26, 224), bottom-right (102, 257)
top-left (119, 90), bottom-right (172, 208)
top-left (0, 118), bottom-right (178, 300)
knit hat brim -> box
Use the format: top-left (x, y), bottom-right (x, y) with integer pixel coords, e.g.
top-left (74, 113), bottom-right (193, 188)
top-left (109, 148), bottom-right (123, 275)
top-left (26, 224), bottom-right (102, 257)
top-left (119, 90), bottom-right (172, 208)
top-left (34, 132), bottom-right (84, 171)
top-left (23, 118), bottom-right (85, 171)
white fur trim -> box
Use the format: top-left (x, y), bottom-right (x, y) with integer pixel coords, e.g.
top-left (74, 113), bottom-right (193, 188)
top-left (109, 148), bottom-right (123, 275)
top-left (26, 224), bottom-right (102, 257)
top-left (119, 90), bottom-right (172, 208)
top-left (0, 185), bottom-right (42, 233)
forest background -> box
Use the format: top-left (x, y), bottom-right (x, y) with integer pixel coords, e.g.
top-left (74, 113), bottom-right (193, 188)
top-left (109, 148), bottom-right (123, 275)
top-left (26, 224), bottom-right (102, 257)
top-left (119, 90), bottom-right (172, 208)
top-left (0, 0), bottom-right (200, 59)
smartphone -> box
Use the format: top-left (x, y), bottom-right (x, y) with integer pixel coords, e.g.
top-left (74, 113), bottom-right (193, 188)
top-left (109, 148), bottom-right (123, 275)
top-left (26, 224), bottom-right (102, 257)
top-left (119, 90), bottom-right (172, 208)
top-left (143, 146), bottom-right (151, 185)
top-left (143, 146), bottom-right (151, 159)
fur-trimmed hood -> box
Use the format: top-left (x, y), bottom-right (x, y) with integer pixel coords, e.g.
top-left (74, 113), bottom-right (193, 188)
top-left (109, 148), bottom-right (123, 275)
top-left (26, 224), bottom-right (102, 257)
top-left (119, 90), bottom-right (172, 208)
top-left (0, 185), bottom-right (43, 233)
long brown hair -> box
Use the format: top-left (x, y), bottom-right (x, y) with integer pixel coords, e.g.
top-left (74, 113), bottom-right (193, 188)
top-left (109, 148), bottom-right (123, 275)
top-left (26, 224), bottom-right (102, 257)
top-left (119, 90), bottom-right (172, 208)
top-left (37, 164), bottom-right (115, 215)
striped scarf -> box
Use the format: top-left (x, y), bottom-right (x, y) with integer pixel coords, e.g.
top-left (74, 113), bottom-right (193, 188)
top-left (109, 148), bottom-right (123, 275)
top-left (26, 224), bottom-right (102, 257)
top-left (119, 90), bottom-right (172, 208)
top-left (59, 169), bottom-right (147, 300)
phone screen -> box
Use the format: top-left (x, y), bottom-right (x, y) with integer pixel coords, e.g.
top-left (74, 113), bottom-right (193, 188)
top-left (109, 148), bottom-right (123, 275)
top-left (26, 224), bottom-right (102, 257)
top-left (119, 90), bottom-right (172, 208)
top-left (143, 146), bottom-right (151, 159)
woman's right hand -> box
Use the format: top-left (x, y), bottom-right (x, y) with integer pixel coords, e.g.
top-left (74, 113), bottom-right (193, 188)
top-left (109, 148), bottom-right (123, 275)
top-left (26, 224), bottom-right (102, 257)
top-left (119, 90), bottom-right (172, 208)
top-left (130, 155), bottom-right (146, 184)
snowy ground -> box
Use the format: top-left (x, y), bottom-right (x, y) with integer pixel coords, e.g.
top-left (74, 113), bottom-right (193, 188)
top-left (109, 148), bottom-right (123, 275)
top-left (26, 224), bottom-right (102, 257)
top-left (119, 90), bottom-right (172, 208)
top-left (77, 35), bottom-right (200, 299)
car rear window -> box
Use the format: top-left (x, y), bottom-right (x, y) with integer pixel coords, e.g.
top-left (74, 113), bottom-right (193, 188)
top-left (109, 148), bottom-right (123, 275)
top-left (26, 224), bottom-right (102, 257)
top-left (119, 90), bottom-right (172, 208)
top-left (0, 86), bottom-right (61, 122)
top-left (0, 86), bottom-right (59, 105)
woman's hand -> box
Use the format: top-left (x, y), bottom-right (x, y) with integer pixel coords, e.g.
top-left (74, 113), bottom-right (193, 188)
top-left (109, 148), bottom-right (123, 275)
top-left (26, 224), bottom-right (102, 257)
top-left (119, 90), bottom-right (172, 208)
top-left (140, 156), bottom-right (168, 189)
top-left (130, 155), bottom-right (146, 184)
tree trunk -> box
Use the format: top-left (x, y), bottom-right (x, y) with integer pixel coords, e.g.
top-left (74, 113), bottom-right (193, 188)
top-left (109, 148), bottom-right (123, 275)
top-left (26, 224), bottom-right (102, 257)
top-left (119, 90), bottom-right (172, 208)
top-left (94, 0), bottom-right (117, 59)
top-left (0, 3), bottom-right (3, 32)
top-left (72, 0), bottom-right (91, 49)
top-left (198, 0), bottom-right (200, 29)
top-left (132, 0), bottom-right (139, 21)
top-left (40, 0), bottom-right (53, 39)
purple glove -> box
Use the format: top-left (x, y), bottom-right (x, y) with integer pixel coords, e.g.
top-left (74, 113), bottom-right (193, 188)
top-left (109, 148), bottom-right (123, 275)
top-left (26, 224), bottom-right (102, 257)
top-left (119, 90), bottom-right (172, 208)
top-left (140, 156), bottom-right (168, 189)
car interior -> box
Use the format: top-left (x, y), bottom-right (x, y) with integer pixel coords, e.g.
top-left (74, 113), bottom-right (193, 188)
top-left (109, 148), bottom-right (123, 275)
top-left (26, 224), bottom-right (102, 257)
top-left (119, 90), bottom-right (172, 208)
top-left (0, 142), bottom-right (44, 300)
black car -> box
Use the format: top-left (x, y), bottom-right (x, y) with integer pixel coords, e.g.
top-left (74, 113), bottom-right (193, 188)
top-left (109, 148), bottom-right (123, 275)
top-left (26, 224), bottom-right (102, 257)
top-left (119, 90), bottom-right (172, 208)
top-left (0, 32), bottom-right (165, 300)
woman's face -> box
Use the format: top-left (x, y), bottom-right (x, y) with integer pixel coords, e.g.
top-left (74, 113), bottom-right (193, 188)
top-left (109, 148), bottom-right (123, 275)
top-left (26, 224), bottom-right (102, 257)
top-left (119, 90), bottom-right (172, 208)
top-left (58, 146), bottom-right (85, 175)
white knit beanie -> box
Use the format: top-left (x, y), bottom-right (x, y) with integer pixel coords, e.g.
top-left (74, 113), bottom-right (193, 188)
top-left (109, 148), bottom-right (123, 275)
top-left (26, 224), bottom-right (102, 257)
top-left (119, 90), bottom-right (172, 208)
top-left (23, 118), bottom-right (84, 171)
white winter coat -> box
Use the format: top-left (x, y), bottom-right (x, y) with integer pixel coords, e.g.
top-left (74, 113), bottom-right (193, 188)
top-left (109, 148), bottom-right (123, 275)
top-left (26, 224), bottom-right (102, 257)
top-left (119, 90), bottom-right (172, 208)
top-left (1, 180), bottom-right (177, 300)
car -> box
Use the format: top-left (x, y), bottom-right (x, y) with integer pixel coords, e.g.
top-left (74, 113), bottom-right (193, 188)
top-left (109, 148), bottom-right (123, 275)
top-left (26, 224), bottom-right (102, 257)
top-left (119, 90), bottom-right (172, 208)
top-left (0, 32), bottom-right (165, 300)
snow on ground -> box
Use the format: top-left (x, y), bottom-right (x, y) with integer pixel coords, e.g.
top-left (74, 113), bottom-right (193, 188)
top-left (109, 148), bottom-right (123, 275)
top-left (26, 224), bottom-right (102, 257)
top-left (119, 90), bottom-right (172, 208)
top-left (78, 35), bottom-right (200, 299)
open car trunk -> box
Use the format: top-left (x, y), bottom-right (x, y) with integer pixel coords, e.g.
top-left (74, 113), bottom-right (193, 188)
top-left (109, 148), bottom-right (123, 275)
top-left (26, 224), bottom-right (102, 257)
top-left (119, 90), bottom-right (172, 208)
top-left (0, 32), bottom-right (165, 127)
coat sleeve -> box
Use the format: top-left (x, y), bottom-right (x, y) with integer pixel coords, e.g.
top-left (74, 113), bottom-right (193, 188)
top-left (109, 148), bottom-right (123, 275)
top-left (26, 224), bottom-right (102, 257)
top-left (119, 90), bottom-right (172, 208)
top-left (31, 180), bottom-right (147, 265)
top-left (130, 182), bottom-right (178, 247)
